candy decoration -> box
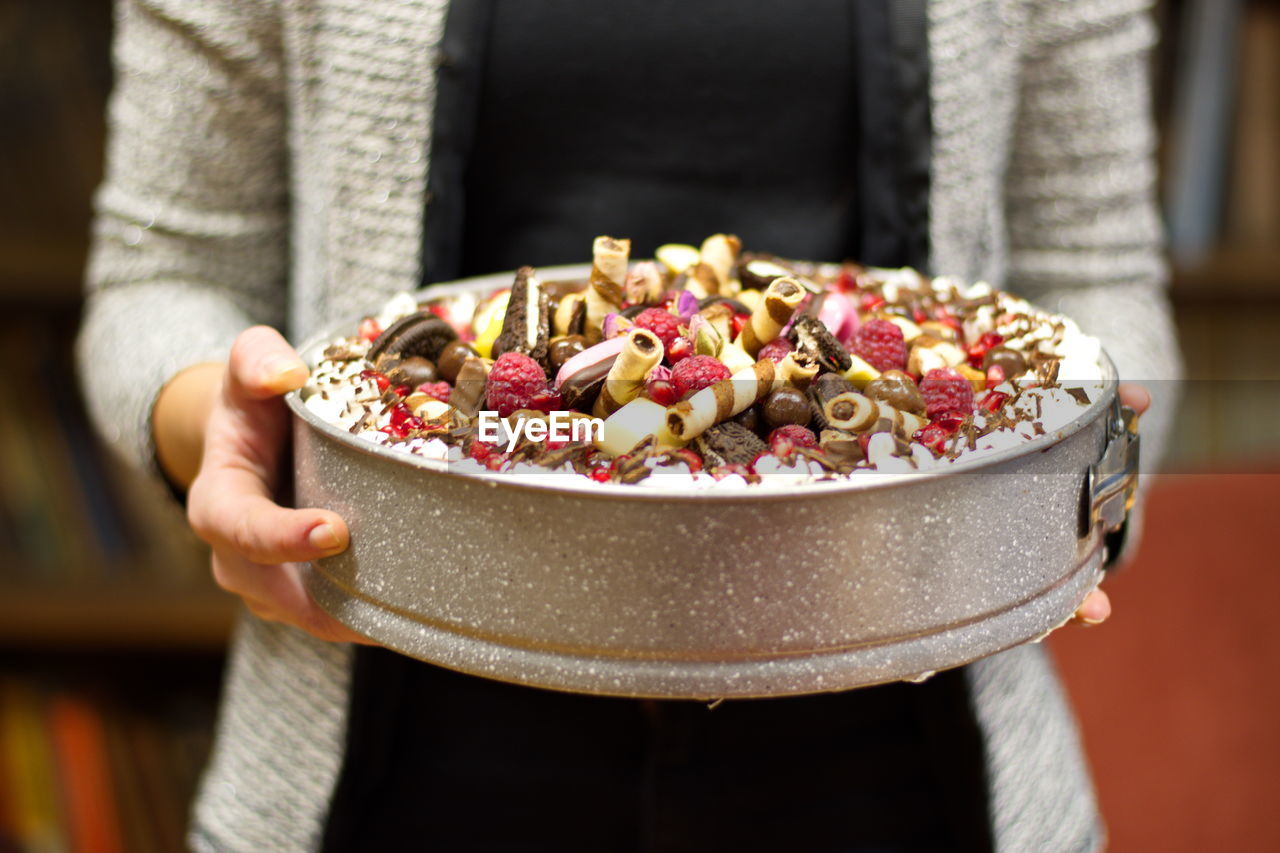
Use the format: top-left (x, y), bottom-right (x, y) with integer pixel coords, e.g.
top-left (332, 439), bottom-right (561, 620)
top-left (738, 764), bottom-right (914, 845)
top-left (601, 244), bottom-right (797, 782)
top-left (737, 276), bottom-right (806, 357)
top-left (585, 236), bottom-right (629, 342)
top-left (664, 359), bottom-right (778, 442)
top-left (593, 329), bottom-right (664, 418)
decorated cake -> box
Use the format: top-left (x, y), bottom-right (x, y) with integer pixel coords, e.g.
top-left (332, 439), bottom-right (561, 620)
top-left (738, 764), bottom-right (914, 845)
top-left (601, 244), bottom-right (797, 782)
top-left (300, 234), bottom-right (1105, 487)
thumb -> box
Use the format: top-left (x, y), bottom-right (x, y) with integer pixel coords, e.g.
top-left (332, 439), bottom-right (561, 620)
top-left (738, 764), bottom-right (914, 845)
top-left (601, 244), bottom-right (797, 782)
top-left (228, 325), bottom-right (309, 402)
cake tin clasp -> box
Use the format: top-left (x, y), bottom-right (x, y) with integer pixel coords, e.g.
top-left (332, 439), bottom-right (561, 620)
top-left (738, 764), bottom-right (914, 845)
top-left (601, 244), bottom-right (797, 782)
top-left (1088, 397), bottom-right (1141, 563)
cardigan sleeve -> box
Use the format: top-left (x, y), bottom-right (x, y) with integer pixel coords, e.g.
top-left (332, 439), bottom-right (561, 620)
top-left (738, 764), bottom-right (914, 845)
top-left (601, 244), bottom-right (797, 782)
top-left (76, 0), bottom-right (289, 475)
top-left (1004, 0), bottom-right (1182, 490)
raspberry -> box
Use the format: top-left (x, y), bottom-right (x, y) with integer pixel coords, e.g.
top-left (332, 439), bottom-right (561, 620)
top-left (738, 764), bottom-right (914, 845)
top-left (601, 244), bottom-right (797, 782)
top-left (768, 425), bottom-right (818, 456)
top-left (756, 337), bottom-right (792, 363)
top-left (670, 355), bottom-right (732, 399)
top-left (632, 308), bottom-right (682, 354)
top-left (919, 368), bottom-right (976, 419)
top-left (484, 352), bottom-right (549, 417)
top-left (416, 381), bottom-right (451, 402)
top-left (851, 319), bottom-right (908, 373)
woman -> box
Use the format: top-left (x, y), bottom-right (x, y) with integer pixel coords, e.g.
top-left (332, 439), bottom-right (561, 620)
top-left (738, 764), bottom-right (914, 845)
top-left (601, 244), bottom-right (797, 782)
top-left (79, 1), bottom-right (1177, 850)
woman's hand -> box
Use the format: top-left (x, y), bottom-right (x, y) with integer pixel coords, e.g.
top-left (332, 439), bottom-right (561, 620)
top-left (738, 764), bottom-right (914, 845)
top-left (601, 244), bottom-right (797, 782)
top-left (173, 326), bottom-right (370, 643)
top-left (1070, 382), bottom-right (1150, 627)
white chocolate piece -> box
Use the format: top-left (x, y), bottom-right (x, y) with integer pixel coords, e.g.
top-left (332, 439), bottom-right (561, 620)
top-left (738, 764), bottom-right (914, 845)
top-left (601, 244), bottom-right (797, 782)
top-left (886, 316), bottom-right (922, 344)
top-left (656, 243), bottom-right (700, 276)
top-left (716, 342), bottom-right (756, 373)
top-left (907, 343), bottom-right (949, 376)
top-left (593, 329), bottom-right (664, 417)
top-left (737, 276), bottom-right (806, 356)
top-left (841, 354), bottom-right (881, 389)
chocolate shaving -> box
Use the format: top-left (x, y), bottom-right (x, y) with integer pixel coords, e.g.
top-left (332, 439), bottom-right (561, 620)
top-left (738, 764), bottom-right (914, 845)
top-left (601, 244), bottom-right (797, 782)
top-left (1065, 387), bottom-right (1091, 406)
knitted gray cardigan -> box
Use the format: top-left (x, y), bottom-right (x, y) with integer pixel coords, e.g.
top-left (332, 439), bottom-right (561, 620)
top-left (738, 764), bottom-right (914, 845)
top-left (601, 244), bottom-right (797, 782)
top-left (79, 1), bottom-right (1179, 850)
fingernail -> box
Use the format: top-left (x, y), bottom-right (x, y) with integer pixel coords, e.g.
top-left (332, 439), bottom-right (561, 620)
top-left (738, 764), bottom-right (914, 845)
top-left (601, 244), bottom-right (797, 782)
top-left (1078, 614), bottom-right (1106, 627)
top-left (265, 357), bottom-right (305, 382)
top-left (309, 523), bottom-right (342, 552)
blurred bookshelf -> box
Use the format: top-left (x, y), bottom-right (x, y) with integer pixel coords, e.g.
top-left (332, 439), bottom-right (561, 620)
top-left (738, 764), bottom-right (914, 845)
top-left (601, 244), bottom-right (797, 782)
top-left (1, 5), bottom-right (231, 850)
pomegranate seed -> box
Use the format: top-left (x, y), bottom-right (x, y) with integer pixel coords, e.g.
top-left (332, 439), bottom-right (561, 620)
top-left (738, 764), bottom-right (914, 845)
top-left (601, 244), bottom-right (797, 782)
top-left (857, 433), bottom-right (872, 456)
top-left (667, 337), bottom-right (692, 364)
top-left (834, 269), bottom-right (857, 293)
top-left (935, 413), bottom-right (966, 435)
top-left (358, 317), bottom-right (382, 342)
top-left (545, 437), bottom-right (568, 451)
top-left (859, 293), bottom-right (885, 313)
top-left (389, 403), bottom-right (413, 430)
top-left (672, 448), bottom-right (703, 473)
top-left (589, 466), bottom-right (611, 483)
top-left (912, 307), bottom-right (927, 324)
top-left (979, 332), bottom-right (1004, 348)
top-left (484, 453), bottom-right (506, 471)
top-left (360, 369), bottom-right (390, 391)
top-left (715, 463), bottom-right (755, 480)
top-left (404, 415), bottom-right (426, 431)
top-left (468, 442), bottom-right (492, 462)
top-left (393, 384), bottom-right (411, 397)
top-left (979, 391), bottom-right (1009, 412)
top-left (427, 304), bottom-right (449, 319)
top-left (731, 314), bottom-right (749, 340)
top-left (528, 388), bottom-right (563, 413)
top-left (913, 423), bottom-right (950, 454)
top-left (645, 377), bottom-right (679, 407)
top-left (985, 365), bottom-right (1006, 389)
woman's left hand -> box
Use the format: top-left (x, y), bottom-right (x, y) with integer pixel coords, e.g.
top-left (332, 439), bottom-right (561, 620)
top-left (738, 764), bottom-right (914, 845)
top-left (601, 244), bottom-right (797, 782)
top-left (1070, 382), bottom-right (1150, 627)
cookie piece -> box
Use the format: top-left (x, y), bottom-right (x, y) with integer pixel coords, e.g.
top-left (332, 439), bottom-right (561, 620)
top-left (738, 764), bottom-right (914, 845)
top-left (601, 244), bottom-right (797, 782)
top-left (694, 421), bottom-right (768, 468)
top-left (788, 315), bottom-right (852, 374)
top-left (492, 266), bottom-right (551, 368)
top-left (369, 312), bottom-right (458, 363)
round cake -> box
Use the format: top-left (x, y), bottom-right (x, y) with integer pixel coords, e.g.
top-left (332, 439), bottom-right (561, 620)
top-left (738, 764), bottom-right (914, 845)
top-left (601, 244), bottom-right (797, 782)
top-left (301, 233), bottom-right (1106, 488)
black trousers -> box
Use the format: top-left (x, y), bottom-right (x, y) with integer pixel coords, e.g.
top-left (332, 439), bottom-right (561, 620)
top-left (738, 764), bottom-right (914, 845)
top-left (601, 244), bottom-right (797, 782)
top-left (321, 648), bottom-right (993, 852)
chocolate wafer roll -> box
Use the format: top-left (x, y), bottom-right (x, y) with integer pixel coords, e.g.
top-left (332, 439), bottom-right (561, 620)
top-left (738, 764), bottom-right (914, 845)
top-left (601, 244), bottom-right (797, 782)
top-left (776, 352), bottom-right (819, 390)
top-left (737, 276), bottom-right (805, 357)
top-left (664, 359), bottom-right (777, 442)
top-left (585, 236), bottom-right (629, 342)
top-left (492, 266), bottom-right (551, 367)
top-left (624, 261), bottom-right (664, 306)
top-left (592, 329), bottom-right (664, 418)
top-left (699, 233), bottom-right (742, 294)
top-left (824, 391), bottom-right (877, 432)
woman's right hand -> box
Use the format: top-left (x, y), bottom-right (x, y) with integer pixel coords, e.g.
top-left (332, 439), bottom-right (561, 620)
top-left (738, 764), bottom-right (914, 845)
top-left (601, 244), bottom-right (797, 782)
top-left (176, 326), bottom-right (369, 643)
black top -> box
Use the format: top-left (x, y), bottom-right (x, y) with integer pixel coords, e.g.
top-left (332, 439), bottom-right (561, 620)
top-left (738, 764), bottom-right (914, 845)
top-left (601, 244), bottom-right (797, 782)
top-left (328, 3), bottom-right (980, 851)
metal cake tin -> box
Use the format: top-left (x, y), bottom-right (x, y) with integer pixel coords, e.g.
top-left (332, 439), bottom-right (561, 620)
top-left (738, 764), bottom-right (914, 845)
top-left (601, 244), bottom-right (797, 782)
top-left (287, 265), bottom-right (1139, 699)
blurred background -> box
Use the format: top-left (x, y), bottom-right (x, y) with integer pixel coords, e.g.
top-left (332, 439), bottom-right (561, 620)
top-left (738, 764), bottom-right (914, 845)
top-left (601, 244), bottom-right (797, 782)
top-left (0, 0), bottom-right (1276, 850)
